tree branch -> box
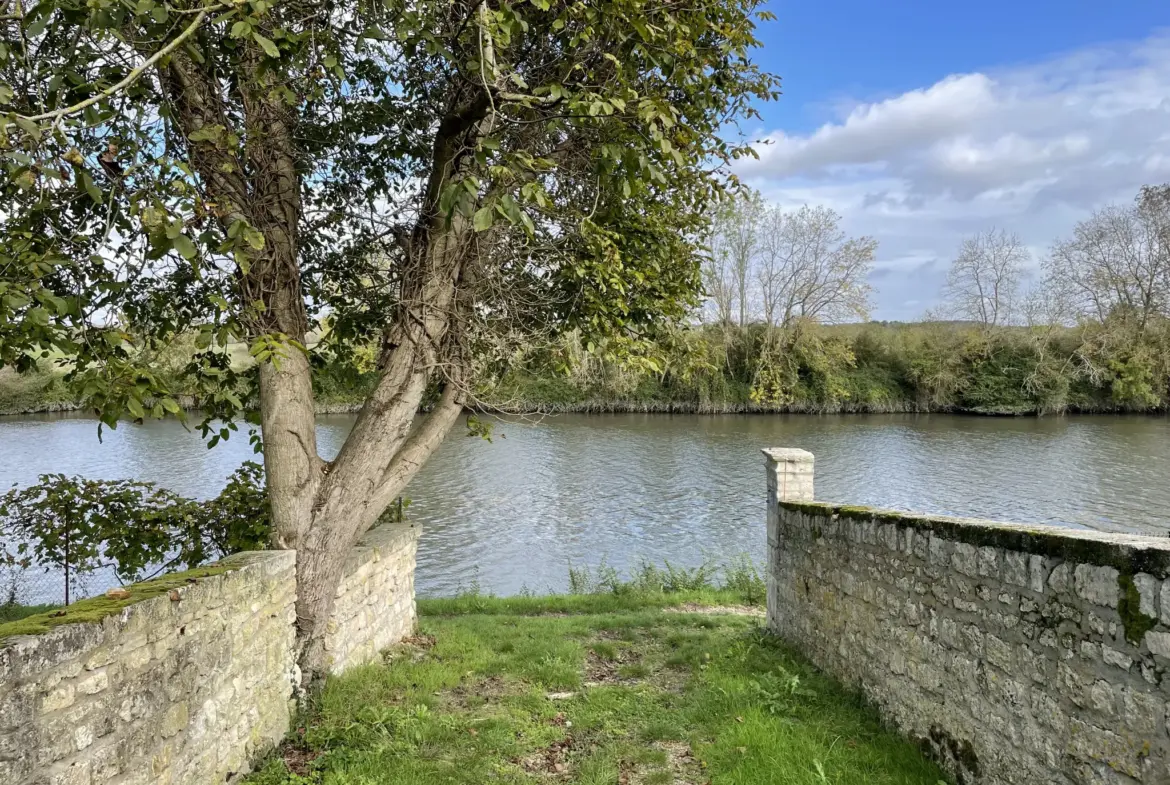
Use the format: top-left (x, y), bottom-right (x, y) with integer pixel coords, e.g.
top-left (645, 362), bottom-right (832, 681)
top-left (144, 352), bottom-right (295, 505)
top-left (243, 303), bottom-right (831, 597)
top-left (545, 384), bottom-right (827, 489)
top-left (369, 373), bottom-right (466, 514)
top-left (10, 8), bottom-right (211, 128)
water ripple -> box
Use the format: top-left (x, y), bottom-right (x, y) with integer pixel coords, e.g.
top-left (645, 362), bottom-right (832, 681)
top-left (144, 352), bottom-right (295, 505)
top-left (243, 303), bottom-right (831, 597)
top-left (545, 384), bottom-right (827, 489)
top-left (2, 411), bottom-right (1169, 600)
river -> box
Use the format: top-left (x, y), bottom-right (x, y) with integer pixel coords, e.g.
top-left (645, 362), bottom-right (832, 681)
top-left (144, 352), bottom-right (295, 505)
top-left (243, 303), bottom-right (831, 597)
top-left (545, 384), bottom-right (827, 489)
top-left (3, 412), bottom-right (1169, 603)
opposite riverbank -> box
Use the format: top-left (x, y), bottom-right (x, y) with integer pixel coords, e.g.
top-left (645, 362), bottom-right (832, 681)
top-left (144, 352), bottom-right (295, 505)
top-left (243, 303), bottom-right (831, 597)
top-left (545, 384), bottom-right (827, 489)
top-left (6, 319), bottom-right (1170, 418)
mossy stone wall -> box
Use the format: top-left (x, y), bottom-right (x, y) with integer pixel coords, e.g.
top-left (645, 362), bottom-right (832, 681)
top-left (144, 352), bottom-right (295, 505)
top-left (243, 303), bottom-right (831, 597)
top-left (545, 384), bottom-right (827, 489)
top-left (0, 522), bottom-right (420, 784)
top-left (764, 449), bottom-right (1170, 785)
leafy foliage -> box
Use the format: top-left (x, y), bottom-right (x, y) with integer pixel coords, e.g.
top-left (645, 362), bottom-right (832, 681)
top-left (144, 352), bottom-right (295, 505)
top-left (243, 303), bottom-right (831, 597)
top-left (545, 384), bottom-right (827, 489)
top-left (0, 0), bottom-right (779, 430)
top-left (487, 316), bottom-right (1170, 415)
top-left (0, 463), bottom-right (270, 602)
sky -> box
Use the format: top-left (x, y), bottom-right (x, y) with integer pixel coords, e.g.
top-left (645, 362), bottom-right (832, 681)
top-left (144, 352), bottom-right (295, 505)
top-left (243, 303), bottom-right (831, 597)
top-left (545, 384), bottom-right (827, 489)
top-left (734, 1), bottom-right (1170, 321)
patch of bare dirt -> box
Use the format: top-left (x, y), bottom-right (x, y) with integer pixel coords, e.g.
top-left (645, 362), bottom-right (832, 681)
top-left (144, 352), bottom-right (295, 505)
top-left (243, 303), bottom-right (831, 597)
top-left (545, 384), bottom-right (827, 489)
top-left (620, 741), bottom-right (706, 785)
top-left (402, 633), bottom-right (437, 648)
top-left (584, 644), bottom-right (643, 686)
top-left (438, 674), bottom-right (513, 710)
top-left (518, 735), bottom-right (575, 777)
top-left (279, 735), bottom-right (319, 776)
top-left (384, 633), bottom-right (438, 664)
top-left (664, 603), bottom-right (764, 618)
top-left (647, 667), bottom-right (690, 695)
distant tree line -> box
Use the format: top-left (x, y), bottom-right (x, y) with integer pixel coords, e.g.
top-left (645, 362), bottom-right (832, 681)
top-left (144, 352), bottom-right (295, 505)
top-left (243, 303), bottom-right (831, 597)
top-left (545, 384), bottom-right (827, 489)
top-left (4, 185), bottom-right (1169, 417)
top-left (485, 183), bottom-right (1170, 415)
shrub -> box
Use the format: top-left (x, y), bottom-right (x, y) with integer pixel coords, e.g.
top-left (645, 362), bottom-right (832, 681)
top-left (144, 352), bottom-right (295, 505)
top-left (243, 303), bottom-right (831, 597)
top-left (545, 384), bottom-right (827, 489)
top-left (0, 463), bottom-right (271, 604)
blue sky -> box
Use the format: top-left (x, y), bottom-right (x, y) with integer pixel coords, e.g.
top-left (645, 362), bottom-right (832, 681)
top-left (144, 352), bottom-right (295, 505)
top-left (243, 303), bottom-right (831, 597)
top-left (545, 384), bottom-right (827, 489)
top-left (734, 1), bottom-right (1170, 320)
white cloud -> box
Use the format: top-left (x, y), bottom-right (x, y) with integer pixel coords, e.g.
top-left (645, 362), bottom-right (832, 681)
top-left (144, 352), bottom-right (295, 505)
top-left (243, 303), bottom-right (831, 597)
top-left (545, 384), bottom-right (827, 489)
top-left (737, 32), bottom-right (1170, 321)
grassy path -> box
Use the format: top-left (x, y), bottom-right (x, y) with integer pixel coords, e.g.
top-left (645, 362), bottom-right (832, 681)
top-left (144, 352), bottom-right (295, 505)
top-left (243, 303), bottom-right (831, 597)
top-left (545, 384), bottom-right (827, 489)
top-left (248, 596), bottom-right (947, 785)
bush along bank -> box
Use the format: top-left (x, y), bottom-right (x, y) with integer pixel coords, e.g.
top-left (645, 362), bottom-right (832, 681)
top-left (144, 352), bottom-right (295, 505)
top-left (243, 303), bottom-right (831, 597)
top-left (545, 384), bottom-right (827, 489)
top-left (482, 319), bottom-right (1170, 416)
top-left (7, 317), bottom-right (1170, 418)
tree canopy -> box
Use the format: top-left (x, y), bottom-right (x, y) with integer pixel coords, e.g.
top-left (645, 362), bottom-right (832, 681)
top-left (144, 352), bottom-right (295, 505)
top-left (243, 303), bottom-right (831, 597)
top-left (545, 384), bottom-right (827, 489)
top-left (1, 0), bottom-right (779, 681)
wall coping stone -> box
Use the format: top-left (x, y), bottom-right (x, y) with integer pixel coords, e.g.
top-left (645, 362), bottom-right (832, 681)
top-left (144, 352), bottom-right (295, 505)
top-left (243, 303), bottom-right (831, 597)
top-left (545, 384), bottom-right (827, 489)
top-left (342, 521), bottom-right (419, 574)
top-left (0, 551), bottom-right (294, 681)
top-left (779, 499), bottom-right (1170, 578)
top-left (761, 447), bottom-right (814, 463)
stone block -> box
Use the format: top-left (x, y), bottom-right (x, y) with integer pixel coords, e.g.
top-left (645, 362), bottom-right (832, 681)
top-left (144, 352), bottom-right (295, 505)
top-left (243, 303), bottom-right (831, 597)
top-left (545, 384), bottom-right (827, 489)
top-left (977, 546), bottom-right (1000, 579)
top-left (1002, 551), bottom-right (1028, 587)
top-left (951, 542), bottom-right (977, 576)
top-left (1133, 573), bottom-right (1160, 619)
top-left (1145, 630), bottom-right (1170, 658)
top-left (1074, 563), bottom-right (1119, 608)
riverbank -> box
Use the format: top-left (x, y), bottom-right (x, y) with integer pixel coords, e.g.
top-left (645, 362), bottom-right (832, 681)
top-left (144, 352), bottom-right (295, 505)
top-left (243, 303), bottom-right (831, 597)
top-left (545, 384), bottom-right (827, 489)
top-left (7, 318), bottom-right (1170, 418)
top-left (244, 594), bottom-right (948, 785)
top-left (4, 369), bottom-right (1163, 419)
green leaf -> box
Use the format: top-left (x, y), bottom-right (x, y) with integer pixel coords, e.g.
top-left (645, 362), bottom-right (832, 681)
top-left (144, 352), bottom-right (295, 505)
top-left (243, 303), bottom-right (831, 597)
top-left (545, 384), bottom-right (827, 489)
top-left (0, 84), bottom-right (12, 105)
top-left (253, 32), bottom-right (280, 58)
top-left (361, 25), bottom-right (390, 40)
top-left (173, 234), bottom-right (197, 260)
top-left (472, 206), bottom-right (494, 232)
top-left (242, 226), bottom-right (265, 250)
top-left (230, 20), bottom-right (251, 39)
top-left (126, 397), bottom-right (146, 420)
top-left (80, 170), bottom-right (102, 204)
top-left (24, 5), bottom-right (51, 38)
top-left (13, 115), bottom-right (41, 141)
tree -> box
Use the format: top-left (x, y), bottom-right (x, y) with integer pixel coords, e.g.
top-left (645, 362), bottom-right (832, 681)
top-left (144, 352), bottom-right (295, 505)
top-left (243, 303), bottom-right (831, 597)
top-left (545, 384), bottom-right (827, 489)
top-left (0, 0), bottom-right (777, 683)
top-left (942, 228), bottom-right (1029, 327)
top-left (707, 191), bottom-right (761, 326)
top-left (755, 204), bottom-right (875, 327)
top-left (1045, 185), bottom-right (1170, 330)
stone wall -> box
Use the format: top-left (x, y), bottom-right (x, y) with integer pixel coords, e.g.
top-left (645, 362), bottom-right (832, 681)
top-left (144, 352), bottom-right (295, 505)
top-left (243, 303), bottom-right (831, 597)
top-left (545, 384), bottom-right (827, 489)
top-left (764, 448), bottom-right (1170, 785)
top-left (326, 522), bottom-right (419, 673)
top-left (0, 552), bottom-right (297, 785)
top-left (1, 522), bottom-right (420, 785)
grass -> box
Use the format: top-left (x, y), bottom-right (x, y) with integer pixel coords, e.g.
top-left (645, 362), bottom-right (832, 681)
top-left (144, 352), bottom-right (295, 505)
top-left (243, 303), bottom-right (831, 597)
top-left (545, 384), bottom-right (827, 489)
top-left (246, 595), bottom-right (948, 785)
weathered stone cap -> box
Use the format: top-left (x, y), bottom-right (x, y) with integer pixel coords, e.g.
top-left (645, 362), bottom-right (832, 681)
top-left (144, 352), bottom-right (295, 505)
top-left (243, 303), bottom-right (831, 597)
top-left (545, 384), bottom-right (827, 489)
top-left (761, 448), bottom-right (814, 463)
top-left (781, 500), bottom-right (1170, 577)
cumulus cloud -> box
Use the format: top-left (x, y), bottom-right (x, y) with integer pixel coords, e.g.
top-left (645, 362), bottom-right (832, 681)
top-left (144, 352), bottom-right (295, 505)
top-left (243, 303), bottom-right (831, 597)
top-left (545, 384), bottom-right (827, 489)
top-left (736, 32), bottom-right (1170, 320)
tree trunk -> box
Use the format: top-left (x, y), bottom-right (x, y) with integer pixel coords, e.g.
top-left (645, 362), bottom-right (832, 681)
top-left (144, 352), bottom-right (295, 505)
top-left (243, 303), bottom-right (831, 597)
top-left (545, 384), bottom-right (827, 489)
top-left (158, 34), bottom-right (489, 690)
top-left (259, 351), bottom-right (322, 550)
top-left (293, 376), bottom-right (465, 686)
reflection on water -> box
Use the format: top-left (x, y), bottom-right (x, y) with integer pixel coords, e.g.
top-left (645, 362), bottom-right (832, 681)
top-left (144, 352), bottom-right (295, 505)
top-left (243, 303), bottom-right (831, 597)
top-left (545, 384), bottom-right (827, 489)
top-left (2, 411), bottom-right (1169, 600)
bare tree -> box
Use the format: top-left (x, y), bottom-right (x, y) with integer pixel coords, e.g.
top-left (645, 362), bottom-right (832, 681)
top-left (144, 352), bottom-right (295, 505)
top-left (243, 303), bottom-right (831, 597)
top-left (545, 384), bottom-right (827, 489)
top-left (942, 229), bottom-right (1029, 327)
top-left (706, 192), bottom-right (761, 326)
top-left (755, 205), bottom-right (875, 327)
top-left (703, 233), bottom-right (738, 327)
top-left (1045, 185), bottom-right (1170, 330)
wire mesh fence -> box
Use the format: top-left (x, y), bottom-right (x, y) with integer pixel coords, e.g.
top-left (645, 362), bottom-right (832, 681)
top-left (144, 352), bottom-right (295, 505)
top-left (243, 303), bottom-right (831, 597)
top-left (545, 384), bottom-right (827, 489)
top-left (2, 558), bottom-right (122, 609)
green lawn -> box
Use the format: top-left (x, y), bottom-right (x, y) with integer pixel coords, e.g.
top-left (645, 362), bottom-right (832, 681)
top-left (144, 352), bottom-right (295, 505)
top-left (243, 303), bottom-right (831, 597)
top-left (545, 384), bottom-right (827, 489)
top-left (247, 594), bottom-right (947, 785)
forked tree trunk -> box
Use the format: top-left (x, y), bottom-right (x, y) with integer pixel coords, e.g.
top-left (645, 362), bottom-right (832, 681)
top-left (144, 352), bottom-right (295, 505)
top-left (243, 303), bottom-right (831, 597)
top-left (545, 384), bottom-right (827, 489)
top-left (157, 32), bottom-right (489, 689)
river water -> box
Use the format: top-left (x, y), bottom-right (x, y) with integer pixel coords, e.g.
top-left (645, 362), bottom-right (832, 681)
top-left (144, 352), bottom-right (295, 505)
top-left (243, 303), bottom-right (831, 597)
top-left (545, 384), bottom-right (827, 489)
top-left (3, 412), bottom-right (1169, 602)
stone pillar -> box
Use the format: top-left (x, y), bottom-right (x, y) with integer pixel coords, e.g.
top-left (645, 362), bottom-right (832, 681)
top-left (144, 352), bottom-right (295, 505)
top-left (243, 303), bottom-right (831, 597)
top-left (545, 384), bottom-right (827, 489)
top-left (762, 448), bottom-right (814, 631)
top-left (763, 448), bottom-right (814, 506)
